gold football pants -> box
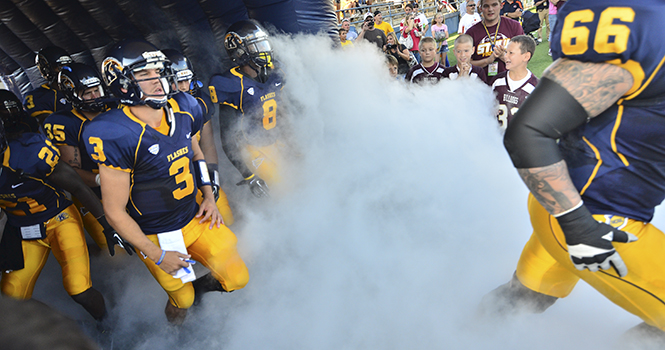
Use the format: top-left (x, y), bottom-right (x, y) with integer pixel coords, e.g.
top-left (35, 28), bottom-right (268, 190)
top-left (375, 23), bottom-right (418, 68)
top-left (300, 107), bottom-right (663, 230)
top-left (139, 216), bottom-right (249, 309)
top-left (195, 188), bottom-right (234, 226)
top-left (516, 194), bottom-right (665, 330)
top-left (1, 204), bottom-right (91, 299)
top-left (72, 197), bottom-right (106, 250)
top-left (244, 141), bottom-right (283, 185)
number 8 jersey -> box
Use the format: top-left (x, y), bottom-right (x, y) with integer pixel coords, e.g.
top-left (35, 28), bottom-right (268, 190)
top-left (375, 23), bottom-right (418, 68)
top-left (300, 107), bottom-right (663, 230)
top-left (552, 0), bottom-right (665, 222)
top-left (208, 66), bottom-right (284, 147)
top-left (83, 93), bottom-right (204, 234)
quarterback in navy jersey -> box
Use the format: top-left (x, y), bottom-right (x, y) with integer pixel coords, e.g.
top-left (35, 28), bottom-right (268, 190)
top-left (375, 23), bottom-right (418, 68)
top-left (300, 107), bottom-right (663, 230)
top-left (86, 39), bottom-right (248, 324)
top-left (23, 46), bottom-right (73, 125)
top-left (0, 89), bottom-right (129, 326)
top-left (482, 0), bottom-right (665, 340)
top-left (209, 20), bottom-right (283, 198)
top-left (163, 49), bottom-right (234, 225)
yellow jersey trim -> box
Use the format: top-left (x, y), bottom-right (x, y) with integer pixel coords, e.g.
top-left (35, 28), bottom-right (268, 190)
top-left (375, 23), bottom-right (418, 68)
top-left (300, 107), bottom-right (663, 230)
top-left (610, 105), bottom-right (630, 167)
top-left (622, 54), bottom-right (665, 101)
top-left (580, 136), bottom-right (602, 196)
top-left (230, 67), bottom-right (245, 114)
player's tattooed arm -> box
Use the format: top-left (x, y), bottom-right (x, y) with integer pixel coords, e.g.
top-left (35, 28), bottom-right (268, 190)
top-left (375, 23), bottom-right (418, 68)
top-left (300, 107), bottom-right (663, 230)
top-left (517, 161), bottom-right (582, 215)
top-left (510, 59), bottom-right (634, 216)
top-left (543, 58), bottom-right (634, 118)
top-left (58, 144), bottom-right (98, 187)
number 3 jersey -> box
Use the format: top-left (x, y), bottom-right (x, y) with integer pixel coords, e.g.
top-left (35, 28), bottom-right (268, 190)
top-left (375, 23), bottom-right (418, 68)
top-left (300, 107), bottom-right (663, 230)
top-left (551, 0), bottom-right (665, 222)
top-left (208, 67), bottom-right (284, 147)
top-left (82, 93), bottom-right (204, 234)
top-left (0, 133), bottom-right (71, 227)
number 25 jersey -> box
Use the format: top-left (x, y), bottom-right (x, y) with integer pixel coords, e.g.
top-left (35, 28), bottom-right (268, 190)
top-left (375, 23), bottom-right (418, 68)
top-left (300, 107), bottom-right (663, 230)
top-left (0, 133), bottom-right (70, 227)
top-left (83, 94), bottom-right (203, 234)
top-left (552, 0), bottom-right (665, 222)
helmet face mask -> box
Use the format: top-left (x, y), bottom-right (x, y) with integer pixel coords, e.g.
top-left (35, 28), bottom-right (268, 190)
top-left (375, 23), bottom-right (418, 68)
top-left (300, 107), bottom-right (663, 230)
top-left (162, 49), bottom-right (196, 93)
top-left (102, 40), bottom-right (176, 109)
top-left (0, 90), bottom-right (26, 132)
top-left (225, 20), bottom-right (274, 83)
top-left (59, 63), bottom-right (107, 113)
top-left (36, 47), bottom-right (73, 85)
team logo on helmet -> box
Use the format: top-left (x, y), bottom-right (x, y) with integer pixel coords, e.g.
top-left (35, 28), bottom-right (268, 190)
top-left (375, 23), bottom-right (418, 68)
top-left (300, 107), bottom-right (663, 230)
top-left (101, 57), bottom-right (123, 86)
top-left (56, 55), bottom-right (72, 65)
top-left (225, 32), bottom-right (242, 51)
top-left (60, 75), bottom-right (76, 91)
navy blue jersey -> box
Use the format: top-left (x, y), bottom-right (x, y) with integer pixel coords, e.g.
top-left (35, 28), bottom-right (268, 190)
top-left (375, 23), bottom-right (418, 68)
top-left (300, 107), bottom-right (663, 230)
top-left (82, 93), bottom-right (203, 234)
top-left (23, 85), bottom-right (71, 121)
top-left (192, 89), bottom-right (213, 126)
top-left (209, 67), bottom-right (284, 147)
top-left (43, 108), bottom-right (98, 173)
top-left (0, 133), bottom-right (71, 227)
top-left (552, 0), bottom-right (665, 222)
top-left (43, 108), bottom-right (101, 198)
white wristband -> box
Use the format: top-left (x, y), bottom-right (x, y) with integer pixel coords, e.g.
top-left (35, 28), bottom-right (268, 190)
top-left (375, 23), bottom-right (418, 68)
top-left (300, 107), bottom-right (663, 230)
top-left (95, 174), bottom-right (101, 186)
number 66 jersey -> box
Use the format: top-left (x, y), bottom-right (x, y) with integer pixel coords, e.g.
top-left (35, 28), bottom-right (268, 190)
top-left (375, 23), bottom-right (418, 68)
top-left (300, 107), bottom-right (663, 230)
top-left (82, 93), bottom-right (203, 234)
top-left (551, 0), bottom-right (665, 222)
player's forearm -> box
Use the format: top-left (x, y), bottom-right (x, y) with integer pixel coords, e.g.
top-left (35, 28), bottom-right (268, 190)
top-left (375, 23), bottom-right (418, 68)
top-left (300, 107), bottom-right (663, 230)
top-left (200, 123), bottom-right (219, 164)
top-left (105, 208), bottom-right (161, 261)
top-left (517, 161), bottom-right (582, 215)
top-left (48, 162), bottom-right (104, 218)
top-left (73, 168), bottom-right (99, 188)
top-left (220, 140), bottom-right (254, 179)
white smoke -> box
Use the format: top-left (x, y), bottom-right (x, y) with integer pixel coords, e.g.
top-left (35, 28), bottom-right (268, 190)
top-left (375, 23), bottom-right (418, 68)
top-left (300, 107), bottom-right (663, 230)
top-left (33, 33), bottom-right (645, 349)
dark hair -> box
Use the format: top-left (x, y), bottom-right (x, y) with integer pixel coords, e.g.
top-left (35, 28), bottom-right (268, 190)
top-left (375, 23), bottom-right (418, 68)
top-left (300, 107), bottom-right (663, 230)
top-left (510, 35), bottom-right (536, 60)
top-left (374, 10), bottom-right (381, 16)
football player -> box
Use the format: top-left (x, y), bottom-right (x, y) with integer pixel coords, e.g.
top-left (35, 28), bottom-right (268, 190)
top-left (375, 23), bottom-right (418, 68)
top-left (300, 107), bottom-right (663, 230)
top-left (0, 89), bottom-right (130, 326)
top-left (162, 49), bottom-right (234, 226)
top-left (84, 39), bottom-right (248, 324)
top-left (209, 20), bottom-right (285, 198)
top-left (490, 35), bottom-right (538, 130)
top-left (23, 46), bottom-right (73, 125)
top-left (483, 0), bottom-right (665, 341)
top-left (42, 63), bottom-right (117, 253)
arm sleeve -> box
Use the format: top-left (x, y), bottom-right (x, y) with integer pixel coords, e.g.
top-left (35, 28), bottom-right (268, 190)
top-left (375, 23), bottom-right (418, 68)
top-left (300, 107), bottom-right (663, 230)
top-left (503, 77), bottom-right (589, 168)
top-left (218, 104), bottom-right (254, 179)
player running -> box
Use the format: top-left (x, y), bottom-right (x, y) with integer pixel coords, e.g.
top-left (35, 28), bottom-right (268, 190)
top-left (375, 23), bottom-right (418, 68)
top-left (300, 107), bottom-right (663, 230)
top-left (23, 46), bottom-right (73, 125)
top-left (162, 49), bottom-right (234, 225)
top-left (209, 20), bottom-right (285, 198)
top-left (483, 0), bottom-right (665, 343)
top-left (43, 62), bottom-right (118, 253)
top-left (0, 89), bottom-right (131, 327)
top-left (85, 39), bottom-right (249, 324)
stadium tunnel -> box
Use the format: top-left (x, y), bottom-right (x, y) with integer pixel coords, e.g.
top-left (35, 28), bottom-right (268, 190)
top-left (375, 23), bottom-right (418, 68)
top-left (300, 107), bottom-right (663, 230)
top-left (0, 0), bottom-right (338, 97)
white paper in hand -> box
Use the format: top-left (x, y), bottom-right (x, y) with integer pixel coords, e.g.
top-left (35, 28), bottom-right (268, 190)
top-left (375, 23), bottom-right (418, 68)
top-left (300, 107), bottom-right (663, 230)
top-left (157, 229), bottom-right (196, 283)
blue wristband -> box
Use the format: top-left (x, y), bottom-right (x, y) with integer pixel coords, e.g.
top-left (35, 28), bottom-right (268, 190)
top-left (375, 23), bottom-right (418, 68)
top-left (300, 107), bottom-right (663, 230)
top-left (155, 250), bottom-right (166, 265)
